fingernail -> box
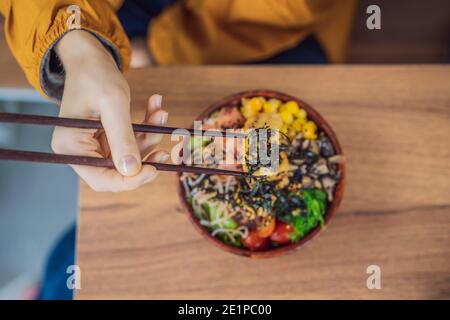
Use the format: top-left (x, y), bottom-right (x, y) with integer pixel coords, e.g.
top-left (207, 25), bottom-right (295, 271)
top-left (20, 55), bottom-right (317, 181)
top-left (143, 168), bottom-right (157, 183)
top-left (154, 94), bottom-right (162, 108)
top-left (118, 155), bottom-right (140, 175)
top-left (160, 153), bottom-right (170, 163)
top-left (160, 111), bottom-right (168, 125)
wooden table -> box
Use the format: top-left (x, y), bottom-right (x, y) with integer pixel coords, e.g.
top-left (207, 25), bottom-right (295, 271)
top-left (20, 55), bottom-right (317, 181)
top-left (76, 66), bottom-right (450, 299)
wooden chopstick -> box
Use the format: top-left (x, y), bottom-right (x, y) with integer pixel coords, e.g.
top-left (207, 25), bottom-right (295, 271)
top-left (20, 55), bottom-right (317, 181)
top-left (0, 112), bottom-right (247, 176)
top-left (0, 149), bottom-right (246, 177)
top-left (0, 112), bottom-right (247, 138)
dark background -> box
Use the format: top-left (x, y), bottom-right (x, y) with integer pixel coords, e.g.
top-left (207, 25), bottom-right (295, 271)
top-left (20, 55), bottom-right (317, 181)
top-left (1, 0), bottom-right (449, 83)
top-left (348, 0), bottom-right (449, 63)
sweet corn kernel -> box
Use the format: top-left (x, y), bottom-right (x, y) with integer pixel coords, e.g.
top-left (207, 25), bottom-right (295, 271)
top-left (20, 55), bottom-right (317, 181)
top-left (284, 101), bottom-right (299, 114)
top-left (280, 124), bottom-right (289, 136)
top-left (271, 98), bottom-right (281, 106)
top-left (280, 110), bottom-right (293, 124)
top-left (257, 97), bottom-right (266, 105)
top-left (256, 113), bottom-right (270, 128)
top-left (263, 99), bottom-right (280, 113)
top-left (292, 118), bottom-right (306, 132)
top-left (295, 108), bottom-right (307, 119)
top-left (241, 104), bottom-right (255, 119)
top-left (302, 121), bottom-right (318, 140)
top-left (268, 113), bottom-right (283, 129)
top-left (249, 97), bottom-right (263, 112)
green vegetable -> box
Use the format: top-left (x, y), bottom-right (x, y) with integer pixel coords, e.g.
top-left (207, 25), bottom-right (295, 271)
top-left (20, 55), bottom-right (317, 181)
top-left (222, 218), bottom-right (238, 229)
top-left (201, 200), bottom-right (240, 247)
top-left (190, 136), bottom-right (211, 150)
top-left (202, 202), bottom-right (217, 220)
top-left (220, 234), bottom-right (242, 247)
top-left (286, 188), bottom-right (327, 242)
top-left (202, 201), bottom-right (237, 229)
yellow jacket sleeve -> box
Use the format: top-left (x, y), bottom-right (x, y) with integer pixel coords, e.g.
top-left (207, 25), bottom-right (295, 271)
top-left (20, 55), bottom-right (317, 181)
top-left (149, 0), bottom-right (357, 64)
top-left (0, 0), bottom-right (131, 99)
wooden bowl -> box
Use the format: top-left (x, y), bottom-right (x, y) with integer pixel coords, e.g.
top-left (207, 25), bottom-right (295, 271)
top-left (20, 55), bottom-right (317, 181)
top-left (177, 90), bottom-right (346, 258)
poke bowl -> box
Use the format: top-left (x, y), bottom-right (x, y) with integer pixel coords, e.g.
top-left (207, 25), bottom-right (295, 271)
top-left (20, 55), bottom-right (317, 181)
top-left (177, 90), bottom-right (345, 258)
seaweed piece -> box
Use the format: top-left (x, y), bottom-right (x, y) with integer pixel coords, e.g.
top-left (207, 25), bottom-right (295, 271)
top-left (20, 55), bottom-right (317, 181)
top-left (285, 188), bottom-right (327, 242)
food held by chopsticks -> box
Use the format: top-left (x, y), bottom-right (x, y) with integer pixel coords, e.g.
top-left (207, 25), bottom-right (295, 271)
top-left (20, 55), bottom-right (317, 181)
top-left (0, 112), bottom-right (246, 177)
top-left (180, 96), bottom-right (343, 251)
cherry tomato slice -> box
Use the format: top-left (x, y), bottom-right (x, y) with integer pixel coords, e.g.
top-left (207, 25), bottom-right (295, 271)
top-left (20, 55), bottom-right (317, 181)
top-left (257, 217), bottom-right (276, 238)
top-left (243, 230), bottom-right (270, 251)
top-left (270, 221), bottom-right (294, 245)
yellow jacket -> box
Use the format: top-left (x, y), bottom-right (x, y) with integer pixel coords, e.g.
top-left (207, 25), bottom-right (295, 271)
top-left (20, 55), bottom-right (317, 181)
top-left (0, 0), bottom-right (357, 98)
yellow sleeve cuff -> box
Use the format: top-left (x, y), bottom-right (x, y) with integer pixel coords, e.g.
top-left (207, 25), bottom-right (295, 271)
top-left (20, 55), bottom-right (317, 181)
top-left (2, 1), bottom-right (131, 99)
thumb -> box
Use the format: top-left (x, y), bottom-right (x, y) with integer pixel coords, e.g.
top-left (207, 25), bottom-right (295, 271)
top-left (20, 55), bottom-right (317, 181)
top-left (101, 103), bottom-right (142, 176)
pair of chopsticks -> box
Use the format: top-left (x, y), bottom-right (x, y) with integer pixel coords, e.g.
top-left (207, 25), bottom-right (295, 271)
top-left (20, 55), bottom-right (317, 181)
top-left (0, 112), bottom-right (246, 177)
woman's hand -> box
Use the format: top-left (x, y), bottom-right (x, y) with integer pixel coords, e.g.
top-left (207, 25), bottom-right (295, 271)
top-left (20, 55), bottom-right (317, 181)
top-left (52, 30), bottom-right (168, 192)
